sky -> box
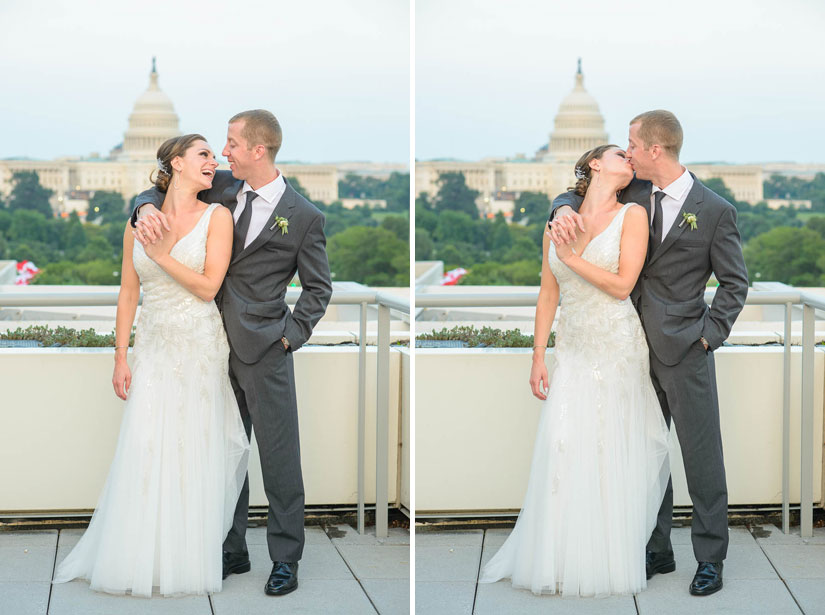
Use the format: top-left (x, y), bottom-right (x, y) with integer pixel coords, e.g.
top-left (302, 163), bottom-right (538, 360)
top-left (0, 0), bottom-right (410, 164)
top-left (416, 0), bottom-right (825, 165)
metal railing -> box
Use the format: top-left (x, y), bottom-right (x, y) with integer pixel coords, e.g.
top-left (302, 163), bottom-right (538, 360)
top-left (0, 287), bottom-right (410, 539)
top-left (416, 288), bottom-right (824, 538)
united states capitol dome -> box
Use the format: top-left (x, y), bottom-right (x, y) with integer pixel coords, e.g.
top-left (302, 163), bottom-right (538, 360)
top-left (116, 58), bottom-right (181, 161)
top-left (541, 60), bottom-right (609, 163)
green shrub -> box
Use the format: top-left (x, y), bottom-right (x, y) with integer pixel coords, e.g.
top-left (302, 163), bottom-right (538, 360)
top-left (416, 325), bottom-right (554, 348)
top-left (0, 325), bottom-right (134, 347)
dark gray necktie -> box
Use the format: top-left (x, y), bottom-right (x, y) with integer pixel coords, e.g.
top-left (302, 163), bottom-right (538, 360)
top-left (233, 191), bottom-right (258, 258)
top-left (651, 190), bottom-right (665, 248)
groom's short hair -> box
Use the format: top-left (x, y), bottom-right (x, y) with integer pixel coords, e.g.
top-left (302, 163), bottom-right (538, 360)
top-left (229, 109), bottom-right (282, 162)
top-left (630, 110), bottom-right (683, 159)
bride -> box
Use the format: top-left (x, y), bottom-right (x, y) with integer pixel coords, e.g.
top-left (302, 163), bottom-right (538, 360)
top-left (52, 134), bottom-right (250, 597)
top-left (479, 145), bottom-right (670, 596)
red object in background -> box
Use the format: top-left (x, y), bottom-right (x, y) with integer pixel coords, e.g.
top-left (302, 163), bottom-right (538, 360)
top-left (15, 260), bottom-right (39, 285)
top-left (441, 267), bottom-right (467, 286)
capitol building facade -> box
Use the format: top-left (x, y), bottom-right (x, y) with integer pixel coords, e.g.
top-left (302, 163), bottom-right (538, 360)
top-left (416, 63), bottom-right (768, 218)
top-left (0, 61), bottom-right (389, 216)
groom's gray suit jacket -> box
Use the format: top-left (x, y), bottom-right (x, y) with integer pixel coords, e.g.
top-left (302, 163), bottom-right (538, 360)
top-left (132, 170), bottom-right (333, 363)
top-left (550, 174), bottom-right (748, 366)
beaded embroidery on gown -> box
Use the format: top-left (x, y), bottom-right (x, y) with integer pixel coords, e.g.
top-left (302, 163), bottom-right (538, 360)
top-left (53, 203), bottom-right (250, 597)
top-left (479, 202), bottom-right (670, 596)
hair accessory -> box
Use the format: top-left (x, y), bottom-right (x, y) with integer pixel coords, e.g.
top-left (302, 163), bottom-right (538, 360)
top-left (574, 165), bottom-right (587, 180)
top-left (156, 158), bottom-right (169, 175)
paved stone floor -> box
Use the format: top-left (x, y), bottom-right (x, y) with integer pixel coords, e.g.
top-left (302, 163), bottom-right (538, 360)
top-left (415, 524), bottom-right (825, 614)
top-left (0, 524), bottom-right (409, 614)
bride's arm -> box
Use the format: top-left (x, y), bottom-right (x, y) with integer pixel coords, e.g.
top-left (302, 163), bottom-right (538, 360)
top-left (530, 230), bottom-right (560, 400)
top-left (556, 205), bottom-right (648, 300)
top-left (142, 207), bottom-right (233, 302)
top-left (113, 223), bottom-right (140, 399)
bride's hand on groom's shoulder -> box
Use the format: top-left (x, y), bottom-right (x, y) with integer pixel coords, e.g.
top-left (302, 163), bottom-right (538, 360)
top-left (135, 206), bottom-right (170, 245)
top-left (547, 208), bottom-right (585, 246)
top-left (529, 358), bottom-right (550, 401)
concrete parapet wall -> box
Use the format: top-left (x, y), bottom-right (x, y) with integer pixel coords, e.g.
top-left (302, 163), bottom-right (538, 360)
top-left (0, 346), bottom-right (408, 513)
top-left (416, 347), bottom-right (825, 514)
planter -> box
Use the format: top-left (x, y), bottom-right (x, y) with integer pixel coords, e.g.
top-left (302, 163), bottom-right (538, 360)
top-left (415, 347), bottom-right (825, 514)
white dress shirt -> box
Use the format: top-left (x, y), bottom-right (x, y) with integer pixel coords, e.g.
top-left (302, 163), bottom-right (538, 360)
top-left (650, 167), bottom-right (694, 243)
top-left (234, 171), bottom-right (287, 249)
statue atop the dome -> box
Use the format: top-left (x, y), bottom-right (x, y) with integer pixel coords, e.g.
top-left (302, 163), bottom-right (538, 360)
top-left (577, 57), bottom-right (582, 75)
top-left (152, 56), bottom-right (157, 74)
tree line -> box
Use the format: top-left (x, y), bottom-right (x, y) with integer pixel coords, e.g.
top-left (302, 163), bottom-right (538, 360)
top-left (415, 172), bottom-right (825, 287)
top-left (0, 170), bottom-right (410, 287)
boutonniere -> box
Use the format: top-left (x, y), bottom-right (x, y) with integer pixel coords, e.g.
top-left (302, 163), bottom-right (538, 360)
top-left (679, 212), bottom-right (698, 230)
top-left (269, 216), bottom-right (289, 235)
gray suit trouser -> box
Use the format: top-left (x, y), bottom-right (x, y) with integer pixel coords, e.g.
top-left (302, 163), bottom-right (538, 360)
top-left (646, 340), bottom-right (729, 563)
top-left (222, 342), bottom-right (305, 563)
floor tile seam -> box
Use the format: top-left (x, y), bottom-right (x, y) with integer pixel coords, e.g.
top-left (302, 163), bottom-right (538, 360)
top-left (326, 530), bottom-right (381, 614)
top-left (470, 530), bottom-right (487, 615)
top-left (45, 529), bottom-right (59, 615)
top-left (750, 527), bottom-right (806, 614)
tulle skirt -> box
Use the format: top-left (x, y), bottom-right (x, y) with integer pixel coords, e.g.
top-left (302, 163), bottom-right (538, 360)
top-left (479, 337), bottom-right (670, 596)
top-left (52, 330), bottom-right (250, 597)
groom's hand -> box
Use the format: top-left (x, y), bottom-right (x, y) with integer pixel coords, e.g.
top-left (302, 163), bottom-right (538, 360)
top-left (135, 205), bottom-right (171, 245)
top-left (547, 206), bottom-right (585, 246)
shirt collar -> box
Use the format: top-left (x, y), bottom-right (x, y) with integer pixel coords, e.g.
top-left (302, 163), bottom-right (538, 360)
top-left (241, 169), bottom-right (285, 204)
top-left (652, 166), bottom-right (693, 202)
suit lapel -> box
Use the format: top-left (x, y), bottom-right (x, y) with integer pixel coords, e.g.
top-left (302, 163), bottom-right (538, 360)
top-left (231, 182), bottom-right (298, 265)
top-left (648, 173), bottom-right (705, 266)
top-left (224, 181), bottom-right (242, 213)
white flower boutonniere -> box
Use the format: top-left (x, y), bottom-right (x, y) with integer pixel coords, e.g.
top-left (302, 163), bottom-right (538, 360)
top-left (269, 216), bottom-right (289, 235)
top-left (679, 212), bottom-right (698, 230)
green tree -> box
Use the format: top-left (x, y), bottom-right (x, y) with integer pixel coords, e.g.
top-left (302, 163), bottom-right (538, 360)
top-left (415, 228), bottom-right (434, 261)
top-left (88, 191), bottom-right (127, 225)
top-left (743, 227), bottom-right (825, 286)
top-left (63, 212), bottom-right (88, 259)
top-left (9, 210), bottom-right (49, 244)
top-left (75, 235), bottom-right (116, 263)
top-left (33, 259), bottom-right (121, 285)
top-left (512, 191), bottom-right (551, 224)
top-left (804, 215), bottom-right (825, 240)
top-left (433, 172), bottom-right (480, 217)
top-left (488, 213), bottom-right (513, 256)
top-left (460, 260), bottom-right (540, 285)
top-left (380, 214), bottom-right (409, 242)
top-left (327, 226), bottom-right (409, 286)
top-left (289, 176), bottom-right (312, 201)
top-left (433, 210), bottom-right (477, 245)
top-left (7, 171), bottom-right (54, 217)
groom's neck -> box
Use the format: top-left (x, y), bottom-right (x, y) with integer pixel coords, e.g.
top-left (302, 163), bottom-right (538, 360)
top-left (648, 160), bottom-right (685, 191)
top-left (244, 165), bottom-right (280, 191)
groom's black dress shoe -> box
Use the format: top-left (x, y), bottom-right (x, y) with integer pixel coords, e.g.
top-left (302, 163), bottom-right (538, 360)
top-left (689, 561), bottom-right (723, 596)
top-left (646, 551), bottom-right (676, 580)
top-left (222, 551), bottom-right (251, 580)
top-left (265, 561), bottom-right (298, 596)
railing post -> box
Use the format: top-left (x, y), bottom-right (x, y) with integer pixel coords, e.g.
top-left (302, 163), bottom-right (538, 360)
top-left (782, 302), bottom-right (792, 534)
top-left (376, 302), bottom-right (390, 538)
top-left (801, 302), bottom-right (815, 538)
top-left (357, 301), bottom-right (367, 535)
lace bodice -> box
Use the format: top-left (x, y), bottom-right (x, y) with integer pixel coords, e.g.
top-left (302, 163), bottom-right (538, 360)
top-left (132, 203), bottom-right (227, 355)
top-left (548, 203), bottom-right (644, 358)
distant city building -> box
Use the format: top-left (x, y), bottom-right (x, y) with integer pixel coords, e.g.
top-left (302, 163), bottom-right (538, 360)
top-left (0, 60), bottom-right (403, 215)
top-left (415, 61), bottom-right (796, 218)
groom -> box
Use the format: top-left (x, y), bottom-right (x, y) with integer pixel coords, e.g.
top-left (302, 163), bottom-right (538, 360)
top-left (548, 110), bottom-right (748, 596)
top-left (131, 109), bottom-right (332, 596)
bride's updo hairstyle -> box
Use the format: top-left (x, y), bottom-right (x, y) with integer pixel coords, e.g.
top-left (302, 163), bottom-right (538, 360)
top-left (151, 134), bottom-right (207, 191)
top-left (570, 144), bottom-right (620, 197)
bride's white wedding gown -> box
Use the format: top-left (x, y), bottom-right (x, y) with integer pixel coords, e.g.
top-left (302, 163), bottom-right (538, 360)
top-left (480, 202), bottom-right (670, 596)
top-left (53, 203), bottom-right (250, 597)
